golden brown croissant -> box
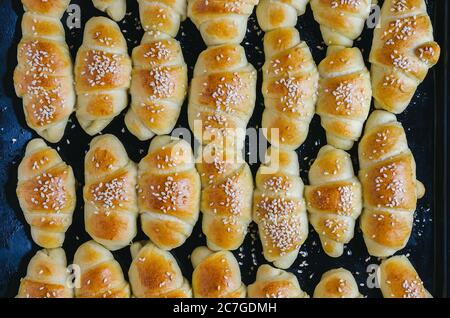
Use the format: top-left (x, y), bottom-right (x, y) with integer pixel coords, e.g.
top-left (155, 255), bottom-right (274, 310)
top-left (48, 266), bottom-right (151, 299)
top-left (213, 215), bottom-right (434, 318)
top-left (14, 0), bottom-right (75, 143)
top-left (138, 0), bottom-right (187, 37)
top-left (92, 0), bottom-right (127, 21)
top-left (84, 134), bottom-right (138, 251)
top-left (137, 136), bottom-right (201, 250)
top-left (128, 241), bottom-right (192, 298)
top-left (253, 147), bottom-right (308, 268)
top-left (17, 138), bottom-right (76, 248)
top-left (191, 246), bottom-right (246, 298)
top-left (317, 46), bottom-right (371, 150)
top-left (313, 268), bottom-right (362, 298)
top-left (369, 0), bottom-right (440, 113)
top-left (256, 0), bottom-right (309, 32)
top-left (17, 248), bottom-right (73, 298)
top-left (305, 145), bottom-right (362, 257)
top-left (74, 240), bottom-right (130, 298)
top-left (248, 264), bottom-right (308, 298)
top-left (75, 17), bottom-right (131, 135)
top-left (359, 110), bottom-right (425, 257)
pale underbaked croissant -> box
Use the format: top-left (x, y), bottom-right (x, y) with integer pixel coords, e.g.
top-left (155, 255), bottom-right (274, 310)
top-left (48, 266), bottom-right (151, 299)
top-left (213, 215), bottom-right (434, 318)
top-left (17, 138), bottom-right (76, 248)
top-left (256, 0), bottom-right (309, 32)
top-left (305, 145), bottom-right (362, 257)
top-left (191, 246), bottom-right (246, 298)
top-left (128, 241), bottom-right (192, 298)
top-left (313, 268), bottom-right (362, 298)
top-left (197, 142), bottom-right (253, 251)
top-left (14, 0), bottom-right (75, 143)
top-left (260, 27), bottom-right (318, 149)
top-left (17, 248), bottom-right (73, 298)
top-left (188, 44), bottom-right (257, 148)
top-left (248, 264), bottom-right (309, 298)
top-left (253, 147), bottom-right (308, 268)
top-left (74, 240), bottom-right (130, 298)
top-left (125, 32), bottom-right (188, 140)
top-left (138, 0), bottom-right (187, 37)
top-left (187, 0), bottom-right (259, 46)
top-left (92, 0), bottom-right (127, 21)
top-left (137, 136), bottom-right (201, 250)
top-left (359, 110), bottom-right (425, 257)
top-left (379, 255), bottom-right (432, 298)
top-left (84, 134), bottom-right (138, 251)
top-left (310, 0), bottom-right (371, 47)
top-left (317, 46), bottom-right (371, 150)
top-left (369, 0), bottom-right (440, 113)
top-left (75, 16), bottom-right (131, 135)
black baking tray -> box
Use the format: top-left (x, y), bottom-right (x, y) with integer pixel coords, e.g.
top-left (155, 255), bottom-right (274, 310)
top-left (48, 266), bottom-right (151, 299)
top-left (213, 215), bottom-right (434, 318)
top-left (0, 0), bottom-right (447, 298)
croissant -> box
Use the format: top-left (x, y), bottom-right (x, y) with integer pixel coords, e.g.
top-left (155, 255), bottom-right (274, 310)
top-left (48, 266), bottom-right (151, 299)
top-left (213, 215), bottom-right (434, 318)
top-left (253, 147), bottom-right (308, 268)
top-left (75, 17), bottom-right (131, 135)
top-left (188, 44), bottom-right (257, 147)
top-left (74, 240), bottom-right (130, 298)
top-left (84, 134), bottom-right (138, 251)
top-left (310, 0), bottom-right (371, 47)
top-left (313, 268), bottom-right (362, 298)
top-left (137, 136), bottom-right (201, 250)
top-left (316, 46), bottom-right (371, 150)
top-left (260, 27), bottom-right (318, 149)
top-left (14, 0), bottom-right (75, 143)
top-left (128, 241), bottom-right (192, 298)
top-left (359, 110), bottom-right (425, 257)
top-left (248, 264), bottom-right (309, 298)
top-left (379, 255), bottom-right (432, 298)
top-left (187, 0), bottom-right (259, 46)
top-left (17, 248), bottom-right (73, 298)
top-left (197, 142), bottom-right (253, 251)
top-left (256, 0), bottom-right (309, 32)
top-left (305, 145), bottom-right (362, 257)
top-left (92, 0), bottom-right (127, 21)
top-left (125, 33), bottom-right (188, 140)
top-left (191, 246), bottom-right (246, 298)
top-left (369, 0), bottom-right (440, 113)
top-left (138, 0), bottom-right (187, 37)
top-left (17, 138), bottom-right (76, 248)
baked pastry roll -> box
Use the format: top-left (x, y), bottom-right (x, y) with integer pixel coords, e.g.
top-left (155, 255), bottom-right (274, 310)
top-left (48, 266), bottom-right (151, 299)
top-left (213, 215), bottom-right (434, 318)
top-left (188, 0), bottom-right (259, 46)
top-left (92, 0), bottom-right (127, 21)
top-left (256, 0), bottom-right (309, 32)
top-left (191, 246), bottom-right (246, 298)
top-left (310, 0), bottom-right (371, 47)
top-left (313, 268), bottom-right (362, 298)
top-left (75, 16), bottom-right (131, 135)
top-left (248, 264), bottom-right (308, 298)
top-left (137, 136), bottom-right (201, 250)
top-left (138, 0), bottom-right (187, 37)
top-left (84, 134), bottom-right (138, 251)
top-left (253, 147), bottom-right (308, 268)
top-left (260, 27), bottom-right (318, 149)
top-left (17, 248), bottom-right (73, 298)
top-left (14, 0), bottom-right (75, 143)
top-left (359, 110), bottom-right (425, 257)
top-left (369, 0), bottom-right (440, 113)
top-left (128, 241), bottom-right (192, 298)
top-left (74, 240), bottom-right (130, 298)
top-left (379, 255), bottom-right (432, 298)
top-left (17, 138), bottom-right (76, 248)
top-left (197, 142), bottom-right (253, 251)
top-left (188, 44), bottom-right (257, 147)
top-left (317, 46), bottom-right (371, 150)
top-left (305, 145), bottom-right (362, 257)
top-left (125, 33), bottom-right (187, 140)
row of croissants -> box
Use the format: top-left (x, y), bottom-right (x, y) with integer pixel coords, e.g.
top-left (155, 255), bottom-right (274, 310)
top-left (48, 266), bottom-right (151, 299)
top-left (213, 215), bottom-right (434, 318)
top-left (13, 0), bottom-right (439, 298)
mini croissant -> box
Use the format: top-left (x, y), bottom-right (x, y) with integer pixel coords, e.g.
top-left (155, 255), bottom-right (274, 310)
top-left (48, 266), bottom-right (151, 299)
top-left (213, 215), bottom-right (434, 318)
top-left (314, 268), bottom-right (362, 298)
top-left (17, 248), bottom-right (73, 298)
top-left (92, 0), bottom-right (127, 21)
top-left (191, 246), bottom-right (246, 298)
top-left (17, 138), bottom-right (76, 248)
top-left (359, 110), bottom-right (425, 257)
top-left (369, 0), bottom-right (440, 113)
top-left (74, 240), bottom-right (130, 298)
top-left (14, 0), bottom-right (75, 143)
